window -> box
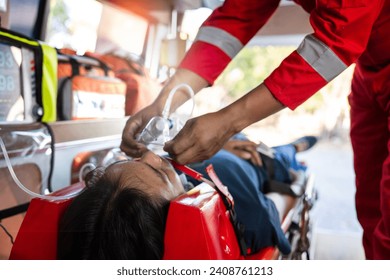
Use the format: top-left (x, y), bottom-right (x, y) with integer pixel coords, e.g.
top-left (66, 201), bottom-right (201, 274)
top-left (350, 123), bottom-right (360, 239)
top-left (8, 0), bottom-right (45, 38)
top-left (46, 0), bottom-right (102, 54)
top-left (45, 0), bottom-right (148, 56)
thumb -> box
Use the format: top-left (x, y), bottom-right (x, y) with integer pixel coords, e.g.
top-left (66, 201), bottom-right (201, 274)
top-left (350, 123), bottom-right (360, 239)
top-left (163, 140), bottom-right (174, 154)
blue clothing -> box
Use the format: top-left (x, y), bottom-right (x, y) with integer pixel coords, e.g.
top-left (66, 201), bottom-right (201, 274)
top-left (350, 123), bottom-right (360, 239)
top-left (186, 140), bottom-right (304, 255)
top-left (272, 144), bottom-right (306, 182)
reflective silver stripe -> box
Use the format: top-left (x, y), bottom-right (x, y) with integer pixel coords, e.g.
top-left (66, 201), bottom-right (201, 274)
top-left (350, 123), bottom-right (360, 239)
top-left (195, 26), bottom-right (243, 59)
top-left (297, 34), bottom-right (347, 82)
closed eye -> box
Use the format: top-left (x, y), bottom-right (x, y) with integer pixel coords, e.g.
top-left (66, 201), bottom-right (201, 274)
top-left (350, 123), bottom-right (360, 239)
top-left (144, 162), bottom-right (167, 182)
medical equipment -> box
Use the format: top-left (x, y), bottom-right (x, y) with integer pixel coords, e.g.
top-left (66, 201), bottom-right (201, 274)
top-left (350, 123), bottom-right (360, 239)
top-left (137, 83), bottom-right (194, 152)
top-left (0, 136), bottom-right (82, 201)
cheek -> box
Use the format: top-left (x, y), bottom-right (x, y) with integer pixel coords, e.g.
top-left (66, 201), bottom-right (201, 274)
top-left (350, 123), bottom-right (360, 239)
top-left (168, 173), bottom-right (185, 195)
top-left (163, 182), bottom-right (184, 201)
top-left (171, 172), bottom-right (181, 185)
top-left (158, 167), bottom-right (183, 197)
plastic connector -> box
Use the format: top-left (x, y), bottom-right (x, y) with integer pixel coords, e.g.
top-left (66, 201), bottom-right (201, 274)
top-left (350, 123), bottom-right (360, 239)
top-left (137, 83), bottom-right (195, 153)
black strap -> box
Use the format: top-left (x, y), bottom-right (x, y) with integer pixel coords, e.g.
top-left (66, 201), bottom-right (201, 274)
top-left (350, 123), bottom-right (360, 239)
top-left (260, 153), bottom-right (305, 197)
top-left (108, 51), bottom-right (146, 76)
top-left (227, 205), bottom-right (248, 256)
top-left (82, 54), bottom-right (111, 76)
top-left (41, 122), bottom-right (55, 193)
top-left (261, 153), bottom-right (275, 180)
top-left (265, 180), bottom-right (300, 197)
top-left (209, 186), bottom-right (247, 256)
top-left (56, 76), bottom-right (73, 120)
top-left (68, 57), bottom-right (80, 76)
top-left (0, 202), bottom-right (30, 220)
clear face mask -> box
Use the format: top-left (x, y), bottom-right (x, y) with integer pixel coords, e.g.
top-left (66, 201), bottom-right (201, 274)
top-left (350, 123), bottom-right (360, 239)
top-left (136, 83), bottom-right (195, 153)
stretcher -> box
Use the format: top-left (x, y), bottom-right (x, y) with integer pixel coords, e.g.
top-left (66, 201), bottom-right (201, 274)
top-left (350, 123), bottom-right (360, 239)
top-left (9, 161), bottom-right (316, 260)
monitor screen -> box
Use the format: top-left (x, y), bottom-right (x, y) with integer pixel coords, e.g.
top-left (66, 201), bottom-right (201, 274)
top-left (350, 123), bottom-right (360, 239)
top-left (0, 42), bottom-right (23, 122)
top-left (8, 0), bottom-right (44, 39)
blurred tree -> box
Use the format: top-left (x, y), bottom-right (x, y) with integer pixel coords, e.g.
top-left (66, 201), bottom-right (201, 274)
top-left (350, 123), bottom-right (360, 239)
top-left (46, 0), bottom-right (69, 36)
top-left (215, 46), bottom-right (294, 99)
top-left (212, 45), bottom-right (353, 141)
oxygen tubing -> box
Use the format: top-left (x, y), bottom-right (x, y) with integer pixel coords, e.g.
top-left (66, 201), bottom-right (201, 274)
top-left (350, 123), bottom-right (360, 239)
top-left (0, 136), bottom-right (82, 201)
top-left (162, 83), bottom-right (195, 120)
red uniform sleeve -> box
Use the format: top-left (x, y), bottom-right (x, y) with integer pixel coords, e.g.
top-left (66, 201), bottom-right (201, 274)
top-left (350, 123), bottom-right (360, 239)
top-left (265, 0), bottom-right (384, 109)
top-left (179, 0), bottom-right (280, 85)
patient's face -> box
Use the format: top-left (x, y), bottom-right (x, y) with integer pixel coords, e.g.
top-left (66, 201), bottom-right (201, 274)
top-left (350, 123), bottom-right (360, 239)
top-left (105, 151), bottom-right (185, 200)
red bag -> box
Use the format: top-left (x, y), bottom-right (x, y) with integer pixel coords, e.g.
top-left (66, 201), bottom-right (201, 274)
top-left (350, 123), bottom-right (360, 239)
top-left (10, 181), bottom-right (276, 260)
top-left (94, 53), bottom-right (161, 115)
top-left (9, 182), bottom-right (85, 260)
top-left (57, 51), bottom-right (126, 120)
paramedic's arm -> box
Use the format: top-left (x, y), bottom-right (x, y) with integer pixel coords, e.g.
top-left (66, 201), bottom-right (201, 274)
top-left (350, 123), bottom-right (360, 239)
top-left (120, 69), bottom-right (208, 158)
top-left (163, 1), bottom-right (383, 164)
top-left (120, 0), bottom-right (279, 157)
top-left (164, 83), bottom-right (285, 164)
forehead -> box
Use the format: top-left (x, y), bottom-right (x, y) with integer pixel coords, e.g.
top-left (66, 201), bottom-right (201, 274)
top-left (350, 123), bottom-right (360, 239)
top-left (97, 152), bottom-right (186, 201)
top-left (106, 160), bottom-right (163, 182)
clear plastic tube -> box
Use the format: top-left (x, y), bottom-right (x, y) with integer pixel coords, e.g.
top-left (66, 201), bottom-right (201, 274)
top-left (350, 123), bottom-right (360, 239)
top-left (0, 136), bottom-right (82, 201)
top-left (78, 162), bottom-right (96, 183)
top-left (162, 83), bottom-right (195, 120)
top-left (137, 83), bottom-right (195, 150)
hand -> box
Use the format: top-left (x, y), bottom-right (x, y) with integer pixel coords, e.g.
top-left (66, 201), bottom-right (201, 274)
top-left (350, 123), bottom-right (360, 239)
top-left (164, 111), bottom-right (237, 164)
top-left (120, 69), bottom-right (209, 158)
top-left (222, 140), bottom-right (263, 166)
top-left (120, 104), bottom-right (161, 158)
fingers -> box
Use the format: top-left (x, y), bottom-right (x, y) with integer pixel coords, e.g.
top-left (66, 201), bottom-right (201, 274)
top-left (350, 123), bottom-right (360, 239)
top-left (243, 141), bottom-right (262, 166)
top-left (164, 129), bottom-right (215, 164)
top-left (120, 115), bottom-right (149, 157)
top-left (248, 146), bottom-right (263, 166)
top-left (237, 143), bottom-right (262, 166)
top-left (223, 140), bottom-right (263, 166)
top-left (120, 103), bottom-right (164, 157)
top-left (231, 149), bottom-right (252, 160)
top-left (164, 115), bottom-right (230, 164)
top-left (165, 140), bottom-right (222, 164)
top-left (120, 141), bottom-right (148, 158)
top-left (163, 128), bottom-right (194, 161)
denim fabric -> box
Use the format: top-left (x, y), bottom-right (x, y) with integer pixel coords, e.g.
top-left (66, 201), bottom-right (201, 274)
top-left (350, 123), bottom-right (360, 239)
top-left (187, 149), bottom-right (291, 255)
top-left (272, 143), bottom-right (306, 183)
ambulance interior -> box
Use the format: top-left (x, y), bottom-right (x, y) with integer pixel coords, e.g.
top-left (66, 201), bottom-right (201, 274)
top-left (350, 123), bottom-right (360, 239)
top-left (0, 0), bottom-right (363, 260)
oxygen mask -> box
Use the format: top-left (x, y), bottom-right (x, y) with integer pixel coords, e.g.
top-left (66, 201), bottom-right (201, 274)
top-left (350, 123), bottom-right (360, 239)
top-left (137, 83), bottom-right (195, 154)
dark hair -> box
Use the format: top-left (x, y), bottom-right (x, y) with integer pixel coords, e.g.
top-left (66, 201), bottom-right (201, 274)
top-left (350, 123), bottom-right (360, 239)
top-left (57, 168), bottom-right (170, 260)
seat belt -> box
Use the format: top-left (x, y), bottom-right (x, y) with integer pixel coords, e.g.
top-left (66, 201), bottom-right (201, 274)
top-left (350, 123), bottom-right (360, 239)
top-left (0, 203), bottom-right (30, 220)
top-left (260, 153), bottom-right (305, 197)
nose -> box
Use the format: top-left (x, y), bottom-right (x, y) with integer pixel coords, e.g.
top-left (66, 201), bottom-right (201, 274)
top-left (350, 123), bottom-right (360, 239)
top-left (140, 151), bottom-right (162, 169)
